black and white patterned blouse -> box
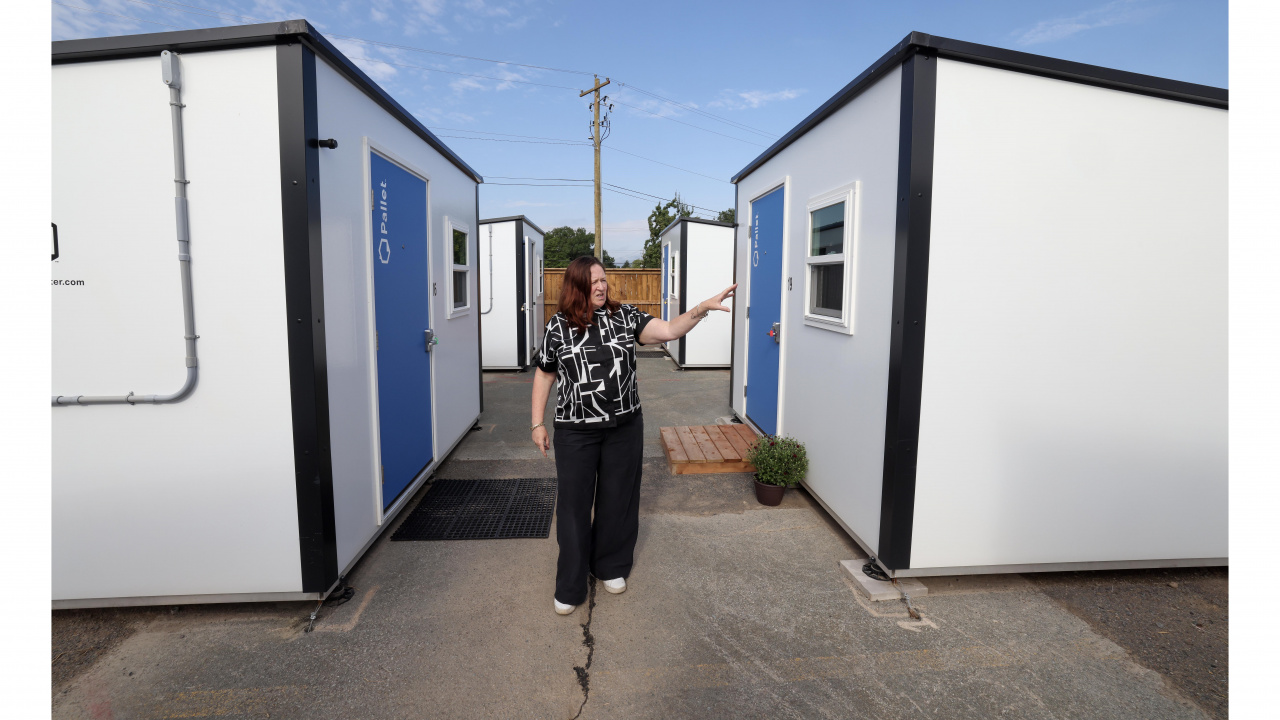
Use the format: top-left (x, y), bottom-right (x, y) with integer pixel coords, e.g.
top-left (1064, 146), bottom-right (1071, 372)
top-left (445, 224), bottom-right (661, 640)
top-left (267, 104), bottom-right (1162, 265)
top-left (537, 304), bottom-right (655, 427)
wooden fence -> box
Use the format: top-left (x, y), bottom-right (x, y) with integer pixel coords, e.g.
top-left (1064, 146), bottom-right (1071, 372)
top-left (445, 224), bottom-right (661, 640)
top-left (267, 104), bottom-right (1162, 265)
top-left (543, 269), bottom-right (661, 324)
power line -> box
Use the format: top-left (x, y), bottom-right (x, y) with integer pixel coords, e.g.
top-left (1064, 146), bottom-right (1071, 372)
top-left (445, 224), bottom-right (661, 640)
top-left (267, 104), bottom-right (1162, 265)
top-left (433, 135), bottom-right (590, 147)
top-left (604, 183), bottom-right (721, 214)
top-left (484, 183), bottom-right (590, 187)
top-left (487, 176), bottom-right (592, 182)
top-left (612, 99), bottom-right (766, 147)
top-left (603, 187), bottom-right (716, 219)
top-left (606, 146), bottom-right (729, 184)
top-left (443, 133), bottom-right (730, 184)
top-left (482, 180), bottom-right (722, 216)
top-left (55, 1), bottom-right (187, 29)
top-left (430, 128), bottom-right (589, 142)
top-left (145, 0), bottom-right (595, 76)
top-left (616, 82), bottom-right (778, 139)
top-left (330, 35), bottom-right (595, 77)
top-left (344, 54), bottom-right (580, 90)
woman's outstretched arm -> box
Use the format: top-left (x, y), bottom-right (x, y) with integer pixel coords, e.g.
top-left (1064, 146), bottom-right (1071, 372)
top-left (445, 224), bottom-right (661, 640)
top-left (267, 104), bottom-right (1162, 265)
top-left (638, 284), bottom-right (737, 345)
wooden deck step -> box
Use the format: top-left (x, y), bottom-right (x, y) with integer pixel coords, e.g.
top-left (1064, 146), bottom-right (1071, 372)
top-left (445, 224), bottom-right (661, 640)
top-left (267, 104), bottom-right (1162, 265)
top-left (660, 423), bottom-right (759, 475)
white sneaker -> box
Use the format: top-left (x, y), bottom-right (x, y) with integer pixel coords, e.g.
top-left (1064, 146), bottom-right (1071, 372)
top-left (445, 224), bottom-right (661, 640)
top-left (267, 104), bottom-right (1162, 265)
top-left (554, 599), bottom-right (577, 615)
top-left (602, 577), bottom-right (627, 594)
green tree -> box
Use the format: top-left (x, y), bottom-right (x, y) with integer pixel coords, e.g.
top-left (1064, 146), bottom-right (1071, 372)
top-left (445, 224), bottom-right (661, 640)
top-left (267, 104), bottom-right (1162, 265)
top-left (543, 226), bottom-right (616, 268)
top-left (543, 226), bottom-right (593, 267)
top-left (640, 193), bottom-right (693, 268)
top-left (717, 208), bottom-right (736, 224)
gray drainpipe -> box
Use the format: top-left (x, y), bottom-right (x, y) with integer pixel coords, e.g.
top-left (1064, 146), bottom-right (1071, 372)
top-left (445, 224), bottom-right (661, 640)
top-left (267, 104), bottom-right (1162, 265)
top-left (52, 50), bottom-right (199, 407)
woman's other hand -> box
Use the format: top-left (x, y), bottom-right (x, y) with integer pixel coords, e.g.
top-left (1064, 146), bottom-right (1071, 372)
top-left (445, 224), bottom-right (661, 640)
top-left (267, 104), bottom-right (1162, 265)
top-left (533, 425), bottom-right (550, 457)
top-left (703, 284), bottom-right (737, 313)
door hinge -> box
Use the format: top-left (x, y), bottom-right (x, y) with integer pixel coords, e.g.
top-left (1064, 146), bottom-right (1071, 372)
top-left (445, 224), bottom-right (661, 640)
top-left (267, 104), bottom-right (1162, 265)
top-left (743, 384), bottom-right (748, 396)
top-left (746, 306), bottom-right (750, 318)
top-left (371, 189), bottom-right (375, 207)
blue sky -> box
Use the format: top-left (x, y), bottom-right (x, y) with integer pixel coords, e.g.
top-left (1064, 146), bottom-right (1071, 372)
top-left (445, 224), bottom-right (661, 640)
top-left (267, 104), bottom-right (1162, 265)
top-left (52, 0), bottom-right (1228, 264)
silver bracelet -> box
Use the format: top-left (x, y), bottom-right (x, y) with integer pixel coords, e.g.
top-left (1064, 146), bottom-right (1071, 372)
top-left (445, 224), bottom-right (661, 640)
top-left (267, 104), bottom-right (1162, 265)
top-left (530, 422), bottom-right (545, 430)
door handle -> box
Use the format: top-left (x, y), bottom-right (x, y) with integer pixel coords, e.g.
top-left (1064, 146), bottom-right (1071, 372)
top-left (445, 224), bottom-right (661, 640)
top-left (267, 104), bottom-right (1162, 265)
top-left (424, 329), bottom-right (438, 352)
top-left (769, 322), bottom-right (780, 344)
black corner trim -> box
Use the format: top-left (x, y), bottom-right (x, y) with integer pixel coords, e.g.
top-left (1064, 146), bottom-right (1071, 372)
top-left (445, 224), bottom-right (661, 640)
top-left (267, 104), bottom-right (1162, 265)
top-left (878, 50), bottom-right (937, 573)
top-left (678, 220), bottom-right (688, 367)
top-left (277, 43), bottom-right (339, 594)
top-left (476, 185), bottom-right (484, 411)
top-left (515, 219), bottom-right (528, 367)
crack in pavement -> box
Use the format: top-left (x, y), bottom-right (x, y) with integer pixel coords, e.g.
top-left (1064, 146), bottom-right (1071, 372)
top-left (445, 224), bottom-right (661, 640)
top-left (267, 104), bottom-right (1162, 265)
top-left (569, 577), bottom-right (598, 720)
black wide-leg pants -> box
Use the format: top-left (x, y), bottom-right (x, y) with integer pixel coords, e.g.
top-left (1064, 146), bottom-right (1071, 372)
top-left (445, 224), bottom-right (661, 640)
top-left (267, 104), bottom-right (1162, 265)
top-left (552, 412), bottom-right (644, 606)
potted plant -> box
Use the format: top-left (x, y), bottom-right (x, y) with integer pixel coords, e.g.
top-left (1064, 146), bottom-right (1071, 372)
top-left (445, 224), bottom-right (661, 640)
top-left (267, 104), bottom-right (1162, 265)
top-left (745, 435), bottom-right (808, 506)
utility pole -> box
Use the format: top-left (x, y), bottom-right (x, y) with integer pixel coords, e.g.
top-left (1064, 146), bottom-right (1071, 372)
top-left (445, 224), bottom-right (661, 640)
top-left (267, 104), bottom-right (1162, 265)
top-left (579, 75), bottom-right (611, 260)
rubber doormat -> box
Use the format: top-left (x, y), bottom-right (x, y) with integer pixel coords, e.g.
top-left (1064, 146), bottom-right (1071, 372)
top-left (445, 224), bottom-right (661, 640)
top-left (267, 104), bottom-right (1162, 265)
top-left (391, 478), bottom-right (557, 541)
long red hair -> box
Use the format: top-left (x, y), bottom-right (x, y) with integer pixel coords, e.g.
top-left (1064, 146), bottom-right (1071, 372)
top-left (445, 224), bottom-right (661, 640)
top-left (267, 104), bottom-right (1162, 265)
top-left (559, 256), bottom-right (620, 333)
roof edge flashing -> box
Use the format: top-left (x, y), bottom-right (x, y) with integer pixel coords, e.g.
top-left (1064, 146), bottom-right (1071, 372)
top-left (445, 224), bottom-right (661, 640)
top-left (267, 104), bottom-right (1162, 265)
top-left (52, 19), bottom-right (483, 184)
top-left (731, 31), bottom-right (1227, 185)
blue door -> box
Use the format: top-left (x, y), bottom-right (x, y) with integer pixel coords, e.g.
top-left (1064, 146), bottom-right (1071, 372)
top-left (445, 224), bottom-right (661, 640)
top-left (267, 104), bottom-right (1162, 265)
top-left (371, 152), bottom-right (433, 509)
top-left (663, 245), bottom-right (671, 321)
top-left (746, 186), bottom-right (784, 435)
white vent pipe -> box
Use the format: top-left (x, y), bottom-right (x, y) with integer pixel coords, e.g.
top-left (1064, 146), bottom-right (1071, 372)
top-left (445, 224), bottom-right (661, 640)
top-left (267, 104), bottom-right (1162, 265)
top-left (480, 224), bottom-right (495, 314)
top-left (52, 50), bottom-right (200, 406)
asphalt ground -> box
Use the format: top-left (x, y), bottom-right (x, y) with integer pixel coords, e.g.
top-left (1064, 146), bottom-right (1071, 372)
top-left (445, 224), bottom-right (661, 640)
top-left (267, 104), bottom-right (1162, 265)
top-left (52, 354), bottom-right (1227, 719)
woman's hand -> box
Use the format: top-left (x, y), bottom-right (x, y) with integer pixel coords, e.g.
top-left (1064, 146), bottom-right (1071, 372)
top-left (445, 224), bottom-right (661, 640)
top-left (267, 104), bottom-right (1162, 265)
top-left (532, 425), bottom-right (550, 457)
top-left (701, 284), bottom-right (737, 315)
top-left (638, 284), bottom-right (739, 345)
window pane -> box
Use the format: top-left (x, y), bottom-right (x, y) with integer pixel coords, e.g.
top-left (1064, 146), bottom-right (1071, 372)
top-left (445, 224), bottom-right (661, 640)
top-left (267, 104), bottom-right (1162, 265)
top-left (453, 229), bottom-right (467, 265)
top-left (810, 203), bottom-right (844, 257)
top-left (811, 263), bottom-right (843, 317)
top-left (453, 270), bottom-right (467, 308)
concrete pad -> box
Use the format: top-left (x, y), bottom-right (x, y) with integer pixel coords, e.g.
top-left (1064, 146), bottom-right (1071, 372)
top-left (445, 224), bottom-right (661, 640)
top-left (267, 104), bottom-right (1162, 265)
top-left (52, 353), bottom-right (1225, 720)
top-left (838, 560), bottom-right (929, 602)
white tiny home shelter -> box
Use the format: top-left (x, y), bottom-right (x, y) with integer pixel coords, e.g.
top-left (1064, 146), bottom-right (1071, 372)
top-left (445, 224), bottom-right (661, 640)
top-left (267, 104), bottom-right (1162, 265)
top-left (52, 20), bottom-right (485, 608)
top-left (729, 32), bottom-right (1227, 578)
top-left (478, 216), bottom-right (546, 370)
top-left (659, 217), bottom-right (735, 368)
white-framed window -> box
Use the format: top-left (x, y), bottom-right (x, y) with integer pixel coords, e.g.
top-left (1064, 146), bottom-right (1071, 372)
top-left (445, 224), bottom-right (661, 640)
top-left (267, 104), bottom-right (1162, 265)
top-left (804, 183), bottom-right (858, 333)
top-left (447, 218), bottom-right (470, 317)
top-left (669, 250), bottom-right (680, 300)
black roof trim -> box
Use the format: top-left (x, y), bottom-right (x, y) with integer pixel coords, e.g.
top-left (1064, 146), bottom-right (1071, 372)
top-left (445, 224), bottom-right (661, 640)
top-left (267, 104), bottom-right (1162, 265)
top-left (480, 215), bottom-right (546, 237)
top-left (658, 215), bottom-right (736, 239)
top-left (732, 31), bottom-right (1228, 184)
top-left (52, 20), bottom-right (483, 184)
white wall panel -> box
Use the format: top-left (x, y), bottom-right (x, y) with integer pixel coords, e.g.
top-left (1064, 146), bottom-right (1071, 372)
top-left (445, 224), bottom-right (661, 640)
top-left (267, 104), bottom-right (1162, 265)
top-left (732, 67), bottom-right (902, 554)
top-left (682, 222), bottom-right (734, 367)
top-left (911, 59), bottom-right (1228, 569)
top-left (315, 58), bottom-right (481, 571)
top-left (479, 221), bottom-right (520, 368)
top-left (52, 48), bottom-right (302, 600)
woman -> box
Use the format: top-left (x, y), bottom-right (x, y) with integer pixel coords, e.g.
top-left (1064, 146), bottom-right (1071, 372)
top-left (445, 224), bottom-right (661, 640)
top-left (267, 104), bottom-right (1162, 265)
top-left (531, 256), bottom-right (735, 615)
